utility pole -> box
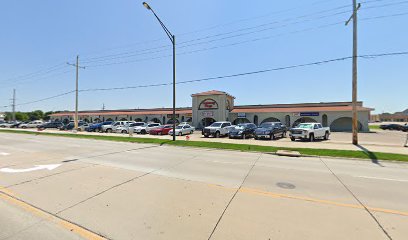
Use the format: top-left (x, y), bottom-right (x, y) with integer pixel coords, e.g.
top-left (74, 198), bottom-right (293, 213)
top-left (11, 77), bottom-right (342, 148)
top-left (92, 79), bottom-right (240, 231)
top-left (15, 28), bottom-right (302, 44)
top-left (346, 0), bottom-right (361, 145)
top-left (67, 56), bottom-right (85, 131)
top-left (12, 89), bottom-right (16, 122)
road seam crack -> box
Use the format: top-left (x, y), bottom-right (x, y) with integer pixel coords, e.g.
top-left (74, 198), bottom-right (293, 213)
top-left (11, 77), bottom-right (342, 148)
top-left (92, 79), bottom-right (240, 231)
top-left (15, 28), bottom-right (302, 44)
top-left (319, 157), bottom-right (393, 240)
top-left (207, 153), bottom-right (262, 240)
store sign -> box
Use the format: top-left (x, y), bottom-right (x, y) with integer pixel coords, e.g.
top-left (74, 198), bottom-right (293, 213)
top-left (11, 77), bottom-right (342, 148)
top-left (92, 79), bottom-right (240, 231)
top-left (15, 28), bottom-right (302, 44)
top-left (237, 113), bottom-right (246, 118)
top-left (185, 113), bottom-right (192, 117)
top-left (201, 111), bottom-right (214, 117)
top-left (294, 112), bottom-right (319, 117)
top-left (199, 99), bottom-right (218, 110)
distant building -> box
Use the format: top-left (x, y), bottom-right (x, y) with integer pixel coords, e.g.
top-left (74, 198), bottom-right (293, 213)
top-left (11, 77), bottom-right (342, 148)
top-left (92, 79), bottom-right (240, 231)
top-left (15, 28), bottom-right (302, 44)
top-left (371, 109), bottom-right (408, 123)
top-left (50, 90), bottom-right (374, 132)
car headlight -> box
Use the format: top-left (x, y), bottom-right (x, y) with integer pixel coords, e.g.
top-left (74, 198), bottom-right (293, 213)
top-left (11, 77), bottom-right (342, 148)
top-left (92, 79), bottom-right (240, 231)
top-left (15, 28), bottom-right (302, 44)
top-left (302, 130), bottom-right (307, 134)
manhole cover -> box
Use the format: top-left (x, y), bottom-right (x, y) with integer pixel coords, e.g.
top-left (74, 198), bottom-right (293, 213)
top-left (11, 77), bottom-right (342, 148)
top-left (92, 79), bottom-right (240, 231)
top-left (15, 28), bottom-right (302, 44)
top-left (276, 182), bottom-right (296, 189)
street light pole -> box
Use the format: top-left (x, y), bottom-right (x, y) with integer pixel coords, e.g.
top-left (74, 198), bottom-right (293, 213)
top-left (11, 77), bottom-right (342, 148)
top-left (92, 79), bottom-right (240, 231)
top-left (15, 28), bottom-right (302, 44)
top-left (142, 2), bottom-right (177, 141)
top-left (67, 56), bottom-right (85, 131)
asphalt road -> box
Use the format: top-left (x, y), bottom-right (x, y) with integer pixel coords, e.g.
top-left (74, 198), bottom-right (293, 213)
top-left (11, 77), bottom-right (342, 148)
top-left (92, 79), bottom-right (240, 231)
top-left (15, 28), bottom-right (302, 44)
top-left (0, 132), bottom-right (407, 240)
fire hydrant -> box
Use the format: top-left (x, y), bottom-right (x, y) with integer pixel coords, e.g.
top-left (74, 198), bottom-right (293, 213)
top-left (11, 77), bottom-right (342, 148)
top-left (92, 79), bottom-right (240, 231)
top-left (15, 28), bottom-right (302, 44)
top-left (185, 135), bottom-right (190, 141)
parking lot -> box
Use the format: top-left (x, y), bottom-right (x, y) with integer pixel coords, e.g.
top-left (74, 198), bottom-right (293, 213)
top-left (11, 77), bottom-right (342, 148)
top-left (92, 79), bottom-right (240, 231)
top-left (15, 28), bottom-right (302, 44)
top-left (5, 127), bottom-right (408, 155)
top-left (1, 132), bottom-right (408, 240)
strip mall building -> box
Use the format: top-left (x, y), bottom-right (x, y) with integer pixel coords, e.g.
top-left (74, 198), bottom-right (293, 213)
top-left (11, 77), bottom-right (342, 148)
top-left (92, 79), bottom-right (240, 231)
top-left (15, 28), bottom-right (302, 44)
top-left (50, 90), bottom-right (373, 132)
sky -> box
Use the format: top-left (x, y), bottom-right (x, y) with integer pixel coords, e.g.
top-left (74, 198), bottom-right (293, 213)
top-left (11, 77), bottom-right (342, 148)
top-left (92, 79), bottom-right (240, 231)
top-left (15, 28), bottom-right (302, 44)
top-left (0, 0), bottom-right (407, 114)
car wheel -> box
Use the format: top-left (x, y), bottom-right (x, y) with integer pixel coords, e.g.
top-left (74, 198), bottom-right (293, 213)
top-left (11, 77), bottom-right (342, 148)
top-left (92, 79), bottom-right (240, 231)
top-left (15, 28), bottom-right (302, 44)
top-left (282, 131), bottom-right (286, 138)
top-left (141, 130), bottom-right (146, 134)
top-left (215, 131), bottom-right (220, 138)
top-left (106, 129), bottom-right (112, 133)
top-left (178, 132), bottom-right (182, 136)
top-left (121, 130), bottom-right (127, 134)
top-left (324, 132), bottom-right (329, 140)
top-left (309, 133), bottom-right (315, 142)
top-left (158, 132), bottom-right (162, 135)
top-left (290, 137), bottom-right (296, 141)
top-left (271, 133), bottom-right (275, 140)
top-left (190, 130), bottom-right (193, 134)
top-left (255, 136), bottom-right (259, 140)
top-left (22, 126), bottom-right (27, 129)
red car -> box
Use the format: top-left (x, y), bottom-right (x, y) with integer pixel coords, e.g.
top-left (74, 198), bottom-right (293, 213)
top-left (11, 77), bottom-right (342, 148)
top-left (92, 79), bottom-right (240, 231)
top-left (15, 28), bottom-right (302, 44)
top-left (149, 125), bottom-right (173, 135)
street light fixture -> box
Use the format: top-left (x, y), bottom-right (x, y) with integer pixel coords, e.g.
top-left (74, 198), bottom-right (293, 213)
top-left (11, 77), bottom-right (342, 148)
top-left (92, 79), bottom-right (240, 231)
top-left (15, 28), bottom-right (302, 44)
top-left (142, 2), bottom-right (177, 141)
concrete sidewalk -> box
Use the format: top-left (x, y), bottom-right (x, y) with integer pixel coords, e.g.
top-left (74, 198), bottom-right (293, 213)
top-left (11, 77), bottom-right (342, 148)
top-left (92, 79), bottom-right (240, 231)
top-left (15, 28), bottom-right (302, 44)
top-left (0, 133), bottom-right (407, 239)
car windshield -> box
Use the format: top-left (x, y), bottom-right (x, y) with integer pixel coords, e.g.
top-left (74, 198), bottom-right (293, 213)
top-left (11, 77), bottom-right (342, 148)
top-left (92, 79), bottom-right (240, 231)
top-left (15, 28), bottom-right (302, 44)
top-left (210, 123), bottom-right (222, 127)
top-left (297, 123), bottom-right (313, 129)
top-left (176, 126), bottom-right (183, 129)
top-left (235, 124), bottom-right (247, 130)
top-left (259, 123), bottom-right (272, 128)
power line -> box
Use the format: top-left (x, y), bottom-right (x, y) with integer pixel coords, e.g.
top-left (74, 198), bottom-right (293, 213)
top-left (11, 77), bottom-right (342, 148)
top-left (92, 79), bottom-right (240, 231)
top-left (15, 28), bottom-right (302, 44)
top-left (82, 6), bottom-right (353, 64)
top-left (5, 51), bottom-right (407, 108)
top-left (81, 51), bottom-right (408, 92)
top-left (81, 0), bottom-right (408, 65)
top-left (84, 10), bottom-right (408, 68)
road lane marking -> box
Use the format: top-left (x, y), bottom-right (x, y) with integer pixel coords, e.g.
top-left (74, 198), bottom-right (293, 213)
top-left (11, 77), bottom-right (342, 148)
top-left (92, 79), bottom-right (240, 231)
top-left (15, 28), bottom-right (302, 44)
top-left (0, 187), bottom-right (107, 240)
top-left (208, 184), bottom-right (408, 217)
top-left (357, 176), bottom-right (408, 182)
top-left (0, 164), bottom-right (61, 173)
top-left (0, 152), bottom-right (10, 156)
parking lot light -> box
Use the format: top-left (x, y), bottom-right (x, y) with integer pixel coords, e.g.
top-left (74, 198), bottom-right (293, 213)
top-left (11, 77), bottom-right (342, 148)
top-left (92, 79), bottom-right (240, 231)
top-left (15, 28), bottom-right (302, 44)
top-left (142, 2), bottom-right (177, 141)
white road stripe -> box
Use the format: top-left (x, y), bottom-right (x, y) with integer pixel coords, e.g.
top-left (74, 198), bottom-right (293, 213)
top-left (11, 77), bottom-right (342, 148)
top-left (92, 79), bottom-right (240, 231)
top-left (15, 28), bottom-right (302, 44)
top-left (357, 176), bottom-right (408, 182)
top-left (0, 152), bottom-right (10, 156)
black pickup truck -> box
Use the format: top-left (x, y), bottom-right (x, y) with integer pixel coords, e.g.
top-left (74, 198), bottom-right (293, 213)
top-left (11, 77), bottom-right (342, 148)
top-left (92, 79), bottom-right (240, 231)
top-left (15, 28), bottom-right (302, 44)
top-left (254, 122), bottom-right (287, 140)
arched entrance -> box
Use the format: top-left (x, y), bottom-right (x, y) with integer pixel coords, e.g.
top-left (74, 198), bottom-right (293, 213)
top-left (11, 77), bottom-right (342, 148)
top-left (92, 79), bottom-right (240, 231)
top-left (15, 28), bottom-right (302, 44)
top-left (106, 118), bottom-right (113, 122)
top-left (322, 114), bottom-right (328, 127)
top-left (167, 119), bottom-right (180, 124)
top-left (261, 117), bottom-right (281, 124)
top-left (150, 118), bottom-right (161, 124)
top-left (330, 117), bottom-right (362, 132)
top-left (292, 117), bottom-right (317, 127)
top-left (201, 118), bottom-right (216, 127)
top-left (134, 118), bottom-right (143, 122)
top-left (119, 118), bottom-right (127, 121)
top-left (233, 118), bottom-right (250, 125)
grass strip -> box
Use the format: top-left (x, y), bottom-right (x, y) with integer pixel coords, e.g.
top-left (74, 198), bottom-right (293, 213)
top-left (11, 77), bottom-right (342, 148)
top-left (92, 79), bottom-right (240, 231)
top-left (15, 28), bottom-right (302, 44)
top-left (1, 129), bottom-right (407, 162)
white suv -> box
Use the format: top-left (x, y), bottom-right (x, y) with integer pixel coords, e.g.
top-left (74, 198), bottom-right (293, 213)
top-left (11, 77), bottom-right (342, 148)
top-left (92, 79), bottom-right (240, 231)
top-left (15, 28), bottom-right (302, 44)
top-left (102, 121), bottom-right (133, 133)
top-left (19, 120), bottom-right (43, 129)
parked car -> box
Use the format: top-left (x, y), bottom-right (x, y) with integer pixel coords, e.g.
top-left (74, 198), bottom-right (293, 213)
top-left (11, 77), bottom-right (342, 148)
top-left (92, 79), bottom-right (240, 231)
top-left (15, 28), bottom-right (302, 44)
top-left (379, 124), bottom-right (403, 131)
top-left (102, 121), bottom-right (133, 133)
top-left (19, 120), bottom-right (43, 129)
top-left (402, 124), bottom-right (408, 132)
top-left (254, 122), bottom-right (287, 140)
top-left (37, 122), bottom-right (64, 130)
top-left (168, 124), bottom-right (195, 136)
top-left (59, 121), bottom-right (85, 131)
top-left (127, 122), bottom-right (148, 133)
top-left (134, 123), bottom-right (161, 134)
top-left (229, 123), bottom-right (257, 139)
top-left (289, 122), bottom-right (330, 141)
top-left (149, 125), bottom-right (173, 135)
top-left (87, 121), bottom-right (113, 132)
top-left (77, 123), bottom-right (90, 131)
top-left (0, 122), bottom-right (17, 128)
top-left (202, 121), bottom-right (232, 138)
